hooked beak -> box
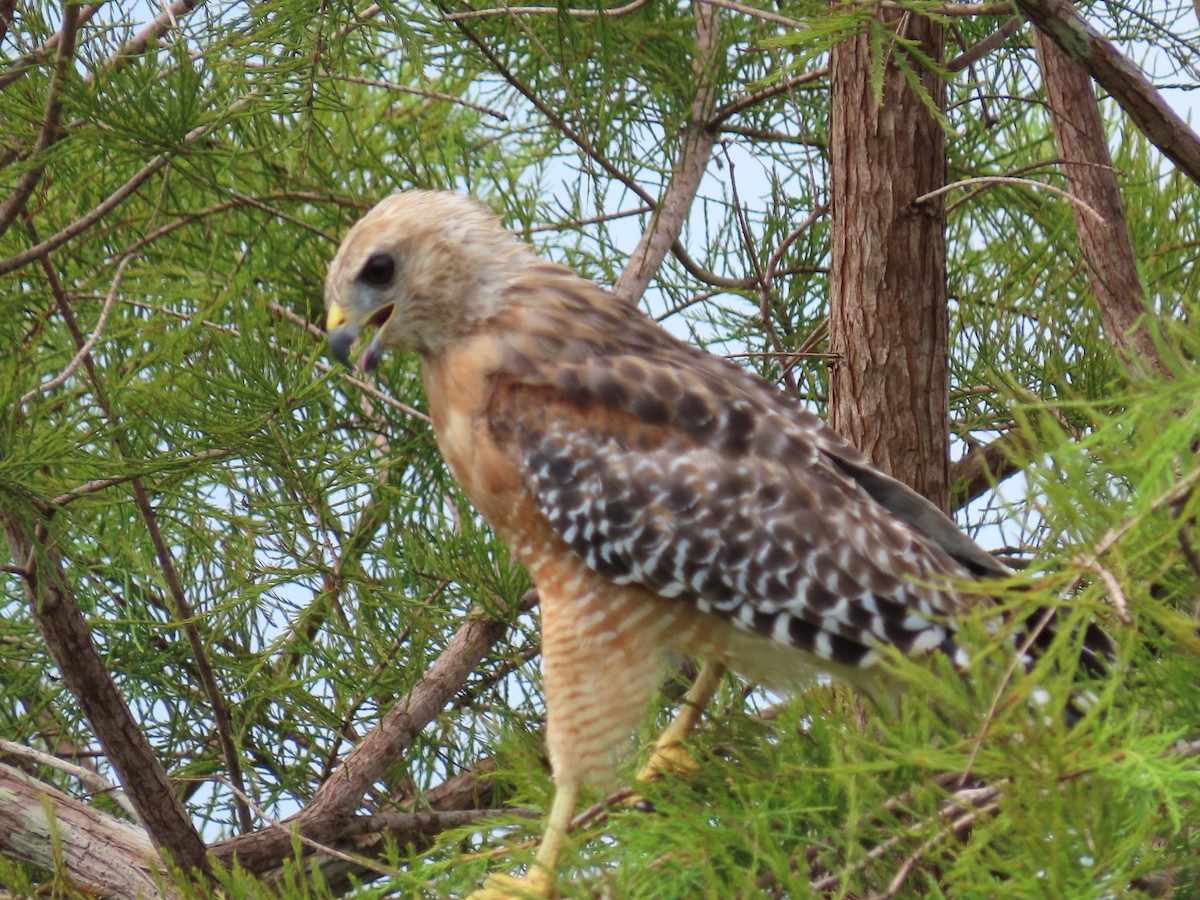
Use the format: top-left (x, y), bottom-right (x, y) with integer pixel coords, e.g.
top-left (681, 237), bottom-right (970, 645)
top-left (327, 325), bottom-right (359, 367)
top-left (325, 301), bottom-right (391, 371)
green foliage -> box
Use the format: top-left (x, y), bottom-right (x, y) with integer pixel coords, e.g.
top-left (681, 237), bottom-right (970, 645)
top-left (2, 0), bottom-right (1199, 897)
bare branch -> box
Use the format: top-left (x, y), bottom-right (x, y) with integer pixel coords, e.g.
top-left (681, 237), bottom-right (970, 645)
top-left (0, 739), bottom-right (135, 819)
top-left (528, 204), bottom-right (654, 234)
top-left (946, 16), bottom-right (1023, 72)
top-left (697, 0), bottom-right (801, 29)
top-left (915, 175), bottom-right (1106, 221)
top-left (20, 255), bottom-right (132, 407)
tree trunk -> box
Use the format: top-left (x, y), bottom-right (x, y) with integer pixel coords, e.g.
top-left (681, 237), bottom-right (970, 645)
top-left (1034, 31), bottom-right (1165, 374)
top-left (829, 14), bottom-right (950, 510)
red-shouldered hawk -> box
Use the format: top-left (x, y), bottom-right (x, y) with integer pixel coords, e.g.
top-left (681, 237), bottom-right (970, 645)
top-left (324, 190), bottom-right (1009, 897)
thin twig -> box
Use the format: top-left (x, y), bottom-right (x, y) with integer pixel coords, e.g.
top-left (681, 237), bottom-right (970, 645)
top-left (443, 0), bottom-right (651, 20)
top-left (20, 255), bottom-right (132, 406)
top-left (867, 801), bottom-right (1001, 899)
top-left (50, 449), bottom-right (234, 507)
top-left (333, 74), bottom-right (509, 120)
top-left (958, 607), bottom-right (1056, 788)
top-left (1076, 557), bottom-right (1130, 623)
top-left (710, 69), bottom-right (828, 127)
top-left (914, 175), bottom-right (1106, 221)
top-left (722, 141), bottom-right (797, 394)
top-left (946, 16), bottom-right (1022, 72)
top-left (528, 204), bottom-right (654, 234)
top-left (698, 0), bottom-right (802, 29)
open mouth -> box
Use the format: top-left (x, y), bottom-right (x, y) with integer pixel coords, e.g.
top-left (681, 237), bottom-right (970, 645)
top-left (357, 304), bottom-right (394, 373)
top-left (366, 303), bottom-right (394, 329)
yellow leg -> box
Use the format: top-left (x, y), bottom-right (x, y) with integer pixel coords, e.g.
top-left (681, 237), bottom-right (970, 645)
top-left (635, 660), bottom-right (726, 784)
top-left (470, 777), bottom-right (580, 899)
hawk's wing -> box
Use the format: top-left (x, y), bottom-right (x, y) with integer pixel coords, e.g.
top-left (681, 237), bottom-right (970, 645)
top-left (489, 346), bottom-right (982, 671)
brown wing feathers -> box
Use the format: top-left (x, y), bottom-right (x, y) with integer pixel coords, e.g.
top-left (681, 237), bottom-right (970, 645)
top-left (489, 340), bottom-right (972, 671)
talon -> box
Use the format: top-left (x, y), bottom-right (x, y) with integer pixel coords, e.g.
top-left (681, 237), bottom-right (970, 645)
top-left (468, 869), bottom-right (558, 899)
top-left (636, 742), bottom-right (701, 783)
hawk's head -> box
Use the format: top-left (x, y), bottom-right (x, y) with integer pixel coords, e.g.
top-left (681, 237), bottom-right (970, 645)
top-left (324, 191), bottom-right (525, 368)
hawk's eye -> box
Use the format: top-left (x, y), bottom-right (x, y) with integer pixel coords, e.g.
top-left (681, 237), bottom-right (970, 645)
top-left (358, 252), bottom-right (395, 286)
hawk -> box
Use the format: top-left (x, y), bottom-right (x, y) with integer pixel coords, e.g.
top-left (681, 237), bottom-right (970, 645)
top-left (324, 190), bottom-right (1010, 896)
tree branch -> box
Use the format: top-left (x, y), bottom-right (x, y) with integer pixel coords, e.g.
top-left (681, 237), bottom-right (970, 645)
top-left (1015, 0), bottom-right (1200, 186)
top-left (0, 3), bottom-right (103, 92)
top-left (443, 0), bottom-right (651, 20)
top-left (210, 590), bottom-right (537, 874)
top-left (0, 763), bottom-right (168, 899)
top-left (1, 522), bottom-right (211, 877)
top-left (613, 0), bottom-right (722, 304)
top-left (0, 1), bottom-right (79, 241)
top-left (949, 429), bottom-right (1026, 510)
top-left (710, 69), bottom-right (827, 128)
top-left (80, 0), bottom-right (207, 87)
top-left (945, 16), bottom-right (1023, 73)
top-left (0, 738), bottom-right (136, 819)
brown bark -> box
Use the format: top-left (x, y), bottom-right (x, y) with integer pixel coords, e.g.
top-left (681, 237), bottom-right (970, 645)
top-left (0, 763), bottom-right (168, 899)
top-left (3, 519), bottom-right (213, 878)
top-left (1034, 32), bottom-right (1165, 373)
top-left (829, 14), bottom-right (950, 510)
